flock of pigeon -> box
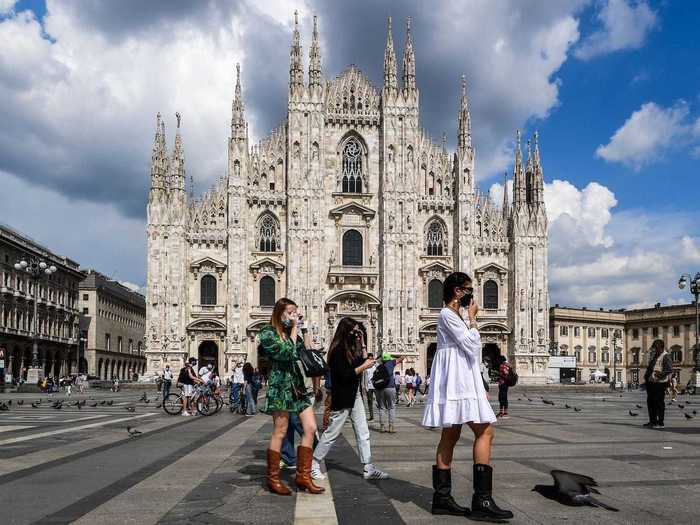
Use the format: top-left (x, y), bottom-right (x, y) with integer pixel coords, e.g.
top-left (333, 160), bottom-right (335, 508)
top-left (0, 391), bottom-right (164, 437)
top-left (515, 392), bottom-right (696, 421)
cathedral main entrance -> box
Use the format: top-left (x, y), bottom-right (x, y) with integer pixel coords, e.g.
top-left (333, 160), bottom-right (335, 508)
top-left (426, 343), bottom-right (437, 375)
top-left (198, 341), bottom-right (218, 372)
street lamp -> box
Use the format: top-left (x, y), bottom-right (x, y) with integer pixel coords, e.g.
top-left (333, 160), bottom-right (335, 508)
top-left (14, 256), bottom-right (57, 384)
top-left (678, 272), bottom-right (700, 389)
top-left (607, 332), bottom-right (622, 390)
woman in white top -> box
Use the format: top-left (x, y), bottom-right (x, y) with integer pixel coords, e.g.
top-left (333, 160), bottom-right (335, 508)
top-left (422, 272), bottom-right (512, 522)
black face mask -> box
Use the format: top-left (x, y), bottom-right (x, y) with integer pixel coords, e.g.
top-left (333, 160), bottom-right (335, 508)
top-left (459, 294), bottom-right (472, 308)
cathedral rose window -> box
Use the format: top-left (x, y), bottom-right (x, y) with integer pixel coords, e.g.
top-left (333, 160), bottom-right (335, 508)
top-left (341, 137), bottom-right (363, 193)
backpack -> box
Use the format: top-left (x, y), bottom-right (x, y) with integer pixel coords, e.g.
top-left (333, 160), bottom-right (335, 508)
top-left (415, 375), bottom-right (422, 388)
top-left (505, 366), bottom-right (518, 387)
top-left (372, 363), bottom-right (391, 390)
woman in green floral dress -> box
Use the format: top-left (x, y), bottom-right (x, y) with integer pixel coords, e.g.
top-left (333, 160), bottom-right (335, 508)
top-left (258, 297), bottom-right (324, 496)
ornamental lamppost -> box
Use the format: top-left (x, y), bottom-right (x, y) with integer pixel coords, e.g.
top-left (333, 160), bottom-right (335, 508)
top-left (678, 272), bottom-right (700, 389)
top-left (607, 331), bottom-right (622, 390)
top-left (14, 256), bottom-right (57, 385)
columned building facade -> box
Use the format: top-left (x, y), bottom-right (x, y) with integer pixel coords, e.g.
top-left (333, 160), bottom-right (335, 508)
top-left (550, 303), bottom-right (699, 386)
top-left (0, 224), bottom-right (82, 382)
top-left (144, 15), bottom-right (551, 383)
top-left (79, 270), bottom-right (146, 380)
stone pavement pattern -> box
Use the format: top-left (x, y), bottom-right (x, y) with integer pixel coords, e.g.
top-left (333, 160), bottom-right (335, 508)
top-left (0, 388), bottom-right (698, 524)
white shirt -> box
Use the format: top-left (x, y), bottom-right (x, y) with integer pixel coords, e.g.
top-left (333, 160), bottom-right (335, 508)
top-left (232, 367), bottom-right (244, 383)
top-left (163, 369), bottom-right (173, 381)
top-left (365, 364), bottom-right (378, 390)
top-left (199, 366), bottom-right (212, 383)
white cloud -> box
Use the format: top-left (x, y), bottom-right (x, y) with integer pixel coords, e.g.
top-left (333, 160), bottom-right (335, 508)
top-left (119, 281), bottom-right (145, 294)
top-left (596, 101), bottom-right (691, 169)
top-left (576, 0), bottom-right (657, 60)
top-left (487, 177), bottom-right (700, 308)
top-left (0, 0), bottom-right (16, 16)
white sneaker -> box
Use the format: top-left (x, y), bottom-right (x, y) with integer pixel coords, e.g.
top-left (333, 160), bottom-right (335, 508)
top-left (311, 459), bottom-right (326, 480)
top-left (182, 411), bottom-right (190, 416)
top-left (363, 464), bottom-right (389, 480)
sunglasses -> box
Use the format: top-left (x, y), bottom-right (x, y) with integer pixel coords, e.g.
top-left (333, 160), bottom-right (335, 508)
top-left (458, 287), bottom-right (474, 294)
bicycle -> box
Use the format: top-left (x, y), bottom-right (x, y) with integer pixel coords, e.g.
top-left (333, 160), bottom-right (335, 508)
top-left (163, 384), bottom-right (218, 416)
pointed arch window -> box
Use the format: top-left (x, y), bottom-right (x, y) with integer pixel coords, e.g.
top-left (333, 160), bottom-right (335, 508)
top-left (425, 220), bottom-right (447, 256)
top-left (260, 276), bottom-right (276, 307)
top-left (200, 275), bottom-right (217, 305)
top-left (526, 171), bottom-right (534, 204)
top-left (483, 280), bottom-right (498, 310)
top-left (341, 138), bottom-right (363, 193)
top-left (256, 213), bottom-right (280, 252)
top-left (342, 229), bottom-right (363, 266)
top-left (428, 279), bottom-right (442, 309)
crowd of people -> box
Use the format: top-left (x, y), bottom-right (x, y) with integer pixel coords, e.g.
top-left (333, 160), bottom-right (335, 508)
top-left (250, 272), bottom-right (514, 522)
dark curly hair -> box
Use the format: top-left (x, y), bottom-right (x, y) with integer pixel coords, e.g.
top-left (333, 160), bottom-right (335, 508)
top-left (442, 271), bottom-right (472, 304)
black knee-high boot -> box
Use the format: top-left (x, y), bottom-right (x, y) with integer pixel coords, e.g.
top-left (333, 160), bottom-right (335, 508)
top-left (431, 465), bottom-right (468, 515)
top-left (465, 464), bottom-right (513, 522)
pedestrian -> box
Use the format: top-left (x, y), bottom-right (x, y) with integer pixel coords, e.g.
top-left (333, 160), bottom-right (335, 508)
top-left (422, 272), bottom-right (512, 521)
top-left (65, 377), bottom-right (72, 397)
top-left (177, 357), bottom-right (200, 416)
top-left (252, 368), bottom-right (262, 404)
top-left (258, 298), bottom-right (324, 496)
top-left (667, 374), bottom-right (679, 402)
top-left (375, 353), bottom-right (404, 433)
top-left (363, 353), bottom-right (377, 421)
top-left (496, 355), bottom-right (510, 419)
top-left (311, 318), bottom-right (389, 481)
top-left (415, 372), bottom-right (423, 397)
top-left (243, 362), bottom-right (257, 416)
top-left (425, 374), bottom-right (431, 396)
top-left (643, 339), bottom-right (672, 429)
top-left (230, 362), bottom-right (244, 413)
top-left (394, 370), bottom-right (402, 403)
top-left (112, 378), bottom-right (119, 392)
top-left (162, 365), bottom-right (173, 399)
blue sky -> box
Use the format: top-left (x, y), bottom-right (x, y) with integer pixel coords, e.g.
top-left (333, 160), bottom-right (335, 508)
top-left (1, 0), bottom-right (699, 308)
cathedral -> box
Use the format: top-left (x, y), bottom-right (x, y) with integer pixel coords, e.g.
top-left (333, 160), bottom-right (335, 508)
top-left (144, 15), bottom-right (551, 384)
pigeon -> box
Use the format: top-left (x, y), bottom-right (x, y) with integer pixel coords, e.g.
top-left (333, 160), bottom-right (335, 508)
top-left (144, 399), bottom-right (150, 404)
top-left (106, 400), bottom-right (114, 406)
top-left (574, 407), bottom-right (582, 412)
top-left (565, 404), bottom-right (571, 409)
top-left (139, 393), bottom-right (147, 402)
top-left (619, 394), bottom-right (623, 397)
top-left (77, 402), bottom-right (82, 410)
top-left (53, 403), bottom-right (62, 410)
top-left (31, 402), bottom-right (39, 408)
top-left (7, 400), bottom-right (12, 406)
top-left (518, 398), bottom-right (522, 401)
top-left (533, 470), bottom-right (619, 511)
top-left (635, 404), bottom-right (642, 409)
top-left (602, 398), bottom-right (607, 402)
top-left (527, 398), bottom-right (533, 402)
top-left (0, 403), bottom-right (9, 411)
top-left (126, 426), bottom-right (142, 437)
top-left (99, 400), bottom-right (106, 405)
top-left (678, 404), bottom-right (685, 409)
top-left (125, 406), bottom-right (135, 412)
top-left (156, 402), bottom-right (162, 409)
top-left (543, 399), bottom-right (555, 406)
top-left (629, 410), bottom-right (639, 417)
top-left (17, 400), bottom-right (24, 406)
top-left (89, 402), bottom-right (98, 407)
top-left (686, 401), bottom-right (692, 405)
top-left (684, 413), bottom-right (694, 420)
top-left (693, 410), bottom-right (697, 415)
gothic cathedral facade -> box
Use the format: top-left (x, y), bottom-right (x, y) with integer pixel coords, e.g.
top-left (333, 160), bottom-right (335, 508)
top-left (144, 15), bottom-right (551, 383)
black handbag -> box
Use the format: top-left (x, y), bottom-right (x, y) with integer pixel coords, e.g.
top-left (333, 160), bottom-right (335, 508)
top-left (298, 346), bottom-right (328, 377)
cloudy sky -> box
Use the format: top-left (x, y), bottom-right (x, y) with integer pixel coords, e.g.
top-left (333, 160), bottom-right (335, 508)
top-left (1, 0), bottom-right (699, 308)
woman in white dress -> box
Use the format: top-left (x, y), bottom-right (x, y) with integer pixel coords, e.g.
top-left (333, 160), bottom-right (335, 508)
top-left (422, 272), bottom-right (512, 522)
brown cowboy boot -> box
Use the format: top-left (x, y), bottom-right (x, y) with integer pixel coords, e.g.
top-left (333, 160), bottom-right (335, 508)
top-left (266, 449), bottom-right (292, 495)
top-left (295, 446), bottom-right (325, 494)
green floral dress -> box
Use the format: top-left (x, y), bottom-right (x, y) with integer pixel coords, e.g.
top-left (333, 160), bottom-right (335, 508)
top-left (258, 324), bottom-right (311, 414)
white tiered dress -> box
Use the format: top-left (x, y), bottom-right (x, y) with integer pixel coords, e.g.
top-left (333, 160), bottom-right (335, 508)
top-left (422, 308), bottom-right (497, 427)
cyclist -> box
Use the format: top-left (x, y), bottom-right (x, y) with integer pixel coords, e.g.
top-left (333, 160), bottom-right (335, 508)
top-left (179, 358), bottom-right (202, 416)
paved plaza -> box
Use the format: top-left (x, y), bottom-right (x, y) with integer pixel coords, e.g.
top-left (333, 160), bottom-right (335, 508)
top-left (0, 387), bottom-right (698, 524)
